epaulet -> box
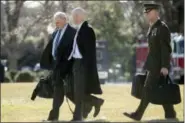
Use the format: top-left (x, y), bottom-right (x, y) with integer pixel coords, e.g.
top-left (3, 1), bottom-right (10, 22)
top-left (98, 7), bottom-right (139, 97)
top-left (161, 21), bottom-right (168, 27)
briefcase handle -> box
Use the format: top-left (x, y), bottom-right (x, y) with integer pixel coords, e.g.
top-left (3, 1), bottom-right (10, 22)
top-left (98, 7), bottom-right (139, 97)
top-left (160, 75), bottom-right (174, 85)
top-left (167, 75), bottom-right (175, 84)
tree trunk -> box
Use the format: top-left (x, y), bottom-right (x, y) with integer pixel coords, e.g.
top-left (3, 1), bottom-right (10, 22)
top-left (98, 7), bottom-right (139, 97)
top-left (4, 1), bottom-right (25, 70)
top-left (7, 54), bottom-right (18, 70)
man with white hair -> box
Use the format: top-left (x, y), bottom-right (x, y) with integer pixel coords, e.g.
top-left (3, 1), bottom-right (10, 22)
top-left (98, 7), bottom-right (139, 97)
top-left (40, 11), bottom-right (76, 121)
top-left (68, 7), bottom-right (104, 121)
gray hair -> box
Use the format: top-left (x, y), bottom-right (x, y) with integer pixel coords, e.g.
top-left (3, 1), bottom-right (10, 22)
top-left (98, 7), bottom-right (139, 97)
top-left (72, 7), bottom-right (86, 16)
top-left (53, 12), bottom-right (67, 20)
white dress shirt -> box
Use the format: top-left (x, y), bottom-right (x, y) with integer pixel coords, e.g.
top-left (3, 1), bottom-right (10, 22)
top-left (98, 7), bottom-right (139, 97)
top-left (68, 22), bottom-right (84, 60)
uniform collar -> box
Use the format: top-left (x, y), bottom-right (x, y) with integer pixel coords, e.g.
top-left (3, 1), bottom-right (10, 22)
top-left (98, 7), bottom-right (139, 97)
top-left (147, 19), bottom-right (161, 36)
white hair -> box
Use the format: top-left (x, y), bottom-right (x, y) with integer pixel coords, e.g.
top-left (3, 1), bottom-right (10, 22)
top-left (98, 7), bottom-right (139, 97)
top-left (72, 7), bottom-right (86, 16)
top-left (53, 11), bottom-right (67, 20)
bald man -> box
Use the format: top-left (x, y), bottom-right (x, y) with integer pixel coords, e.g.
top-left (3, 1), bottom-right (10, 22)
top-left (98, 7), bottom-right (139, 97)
top-left (68, 7), bottom-right (104, 121)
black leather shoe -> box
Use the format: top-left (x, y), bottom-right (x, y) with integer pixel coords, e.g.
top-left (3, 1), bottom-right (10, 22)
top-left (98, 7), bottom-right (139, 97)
top-left (70, 118), bottom-right (83, 122)
top-left (47, 109), bottom-right (59, 121)
top-left (93, 98), bottom-right (104, 117)
top-left (42, 119), bottom-right (57, 122)
top-left (123, 112), bottom-right (142, 121)
top-left (83, 103), bottom-right (93, 118)
top-left (165, 111), bottom-right (176, 119)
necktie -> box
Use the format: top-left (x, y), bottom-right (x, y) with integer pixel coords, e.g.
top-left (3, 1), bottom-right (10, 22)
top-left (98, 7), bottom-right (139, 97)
top-left (52, 29), bottom-right (62, 60)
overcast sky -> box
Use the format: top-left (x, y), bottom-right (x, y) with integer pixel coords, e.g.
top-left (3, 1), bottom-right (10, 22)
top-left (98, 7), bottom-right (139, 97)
top-left (24, 1), bottom-right (42, 8)
top-left (1, 1), bottom-right (127, 8)
top-left (1, 1), bottom-right (43, 8)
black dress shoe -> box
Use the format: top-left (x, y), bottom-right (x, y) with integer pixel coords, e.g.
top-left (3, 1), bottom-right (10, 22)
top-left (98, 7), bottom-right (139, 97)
top-left (93, 99), bottom-right (104, 117)
top-left (42, 119), bottom-right (57, 122)
top-left (123, 112), bottom-right (142, 121)
top-left (47, 109), bottom-right (59, 121)
top-left (70, 118), bottom-right (83, 122)
top-left (83, 103), bottom-right (93, 118)
top-left (165, 111), bottom-right (176, 119)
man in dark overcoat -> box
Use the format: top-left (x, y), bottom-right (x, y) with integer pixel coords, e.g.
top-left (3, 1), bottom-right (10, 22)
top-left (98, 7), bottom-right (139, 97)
top-left (69, 7), bottom-right (104, 121)
top-left (40, 11), bottom-right (76, 121)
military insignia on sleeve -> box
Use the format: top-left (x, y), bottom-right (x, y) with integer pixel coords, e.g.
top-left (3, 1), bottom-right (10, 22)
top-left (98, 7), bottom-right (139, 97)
top-left (151, 28), bottom-right (157, 36)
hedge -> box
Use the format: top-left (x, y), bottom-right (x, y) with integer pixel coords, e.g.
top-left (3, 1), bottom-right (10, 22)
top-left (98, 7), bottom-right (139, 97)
top-left (4, 72), bottom-right (12, 83)
top-left (14, 70), bottom-right (36, 82)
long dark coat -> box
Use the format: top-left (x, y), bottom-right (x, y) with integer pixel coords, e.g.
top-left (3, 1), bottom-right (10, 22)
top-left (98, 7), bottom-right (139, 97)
top-left (76, 21), bottom-right (102, 95)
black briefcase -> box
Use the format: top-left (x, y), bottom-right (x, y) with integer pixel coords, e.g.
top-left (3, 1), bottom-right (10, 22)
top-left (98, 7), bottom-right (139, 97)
top-left (37, 78), bottom-right (53, 98)
top-left (31, 76), bottom-right (53, 100)
top-left (148, 75), bottom-right (181, 105)
top-left (131, 73), bottom-right (181, 105)
top-left (131, 73), bottom-right (147, 99)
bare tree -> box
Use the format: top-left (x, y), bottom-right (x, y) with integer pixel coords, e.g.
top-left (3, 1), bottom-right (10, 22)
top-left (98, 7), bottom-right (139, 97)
top-left (59, 1), bottom-right (68, 12)
top-left (3, 1), bottom-right (55, 70)
top-left (4, 1), bottom-right (26, 70)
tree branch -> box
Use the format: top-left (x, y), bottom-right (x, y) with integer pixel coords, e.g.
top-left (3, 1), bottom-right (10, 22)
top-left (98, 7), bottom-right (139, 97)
top-left (12, 1), bottom-right (25, 27)
top-left (4, 1), bottom-right (11, 32)
top-left (20, 16), bottom-right (43, 43)
top-left (20, 0), bottom-right (54, 42)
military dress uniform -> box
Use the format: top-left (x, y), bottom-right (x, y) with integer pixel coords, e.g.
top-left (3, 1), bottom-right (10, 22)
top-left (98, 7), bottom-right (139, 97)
top-left (124, 3), bottom-right (176, 121)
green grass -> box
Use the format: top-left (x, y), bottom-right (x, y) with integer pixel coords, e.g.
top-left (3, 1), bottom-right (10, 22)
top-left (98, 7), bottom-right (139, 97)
top-left (1, 83), bottom-right (184, 122)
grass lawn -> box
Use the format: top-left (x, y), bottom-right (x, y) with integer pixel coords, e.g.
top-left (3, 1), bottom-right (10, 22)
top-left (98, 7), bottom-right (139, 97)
top-left (1, 83), bottom-right (184, 122)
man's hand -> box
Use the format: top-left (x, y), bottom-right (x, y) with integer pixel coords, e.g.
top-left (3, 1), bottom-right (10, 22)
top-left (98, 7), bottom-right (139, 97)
top-left (160, 68), bottom-right (168, 76)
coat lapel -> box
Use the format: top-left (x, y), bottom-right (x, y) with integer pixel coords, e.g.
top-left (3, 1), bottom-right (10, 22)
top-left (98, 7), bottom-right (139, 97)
top-left (57, 24), bottom-right (69, 50)
top-left (77, 21), bottom-right (88, 36)
top-left (76, 21), bottom-right (88, 43)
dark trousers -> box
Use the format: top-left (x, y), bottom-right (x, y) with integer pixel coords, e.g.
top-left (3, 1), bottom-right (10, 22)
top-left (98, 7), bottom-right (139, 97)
top-left (48, 61), bottom-right (101, 120)
top-left (48, 68), bottom-right (74, 120)
top-left (73, 59), bottom-right (85, 120)
top-left (48, 81), bottom-right (74, 120)
top-left (72, 59), bottom-right (100, 120)
top-left (136, 72), bottom-right (176, 117)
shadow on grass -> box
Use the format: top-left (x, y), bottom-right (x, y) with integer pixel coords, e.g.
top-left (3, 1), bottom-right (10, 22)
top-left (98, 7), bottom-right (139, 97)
top-left (143, 118), bottom-right (182, 123)
top-left (42, 119), bottom-right (183, 123)
top-left (85, 119), bottom-right (110, 122)
top-left (42, 119), bottom-right (110, 123)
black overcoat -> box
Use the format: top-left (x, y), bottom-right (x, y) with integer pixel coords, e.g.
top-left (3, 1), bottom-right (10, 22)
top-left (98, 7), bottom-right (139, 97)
top-left (76, 21), bottom-right (102, 94)
top-left (40, 24), bottom-right (76, 78)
